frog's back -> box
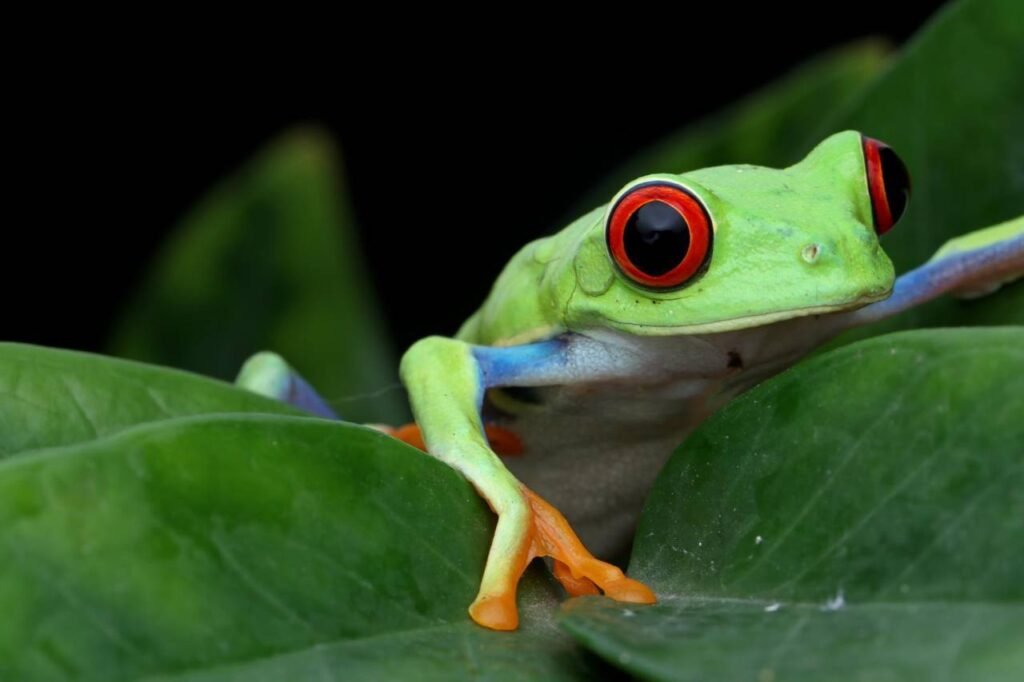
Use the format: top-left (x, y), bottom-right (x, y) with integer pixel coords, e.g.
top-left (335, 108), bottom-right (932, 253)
top-left (456, 205), bottom-right (605, 346)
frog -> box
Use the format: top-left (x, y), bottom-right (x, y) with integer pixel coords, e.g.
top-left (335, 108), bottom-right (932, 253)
top-left (235, 130), bottom-right (1024, 632)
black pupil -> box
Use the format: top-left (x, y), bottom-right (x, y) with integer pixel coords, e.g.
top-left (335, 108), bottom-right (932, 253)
top-left (879, 145), bottom-right (911, 222)
top-left (624, 200), bottom-right (690, 276)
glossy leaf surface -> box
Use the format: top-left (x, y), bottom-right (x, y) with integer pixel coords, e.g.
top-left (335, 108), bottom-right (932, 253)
top-left (561, 328), bottom-right (1024, 681)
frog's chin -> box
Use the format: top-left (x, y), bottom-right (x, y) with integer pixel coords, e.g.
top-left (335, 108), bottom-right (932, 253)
top-left (604, 291), bottom-right (890, 336)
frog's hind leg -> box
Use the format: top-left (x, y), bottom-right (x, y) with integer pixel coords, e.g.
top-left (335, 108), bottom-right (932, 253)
top-left (236, 351), bottom-right (340, 419)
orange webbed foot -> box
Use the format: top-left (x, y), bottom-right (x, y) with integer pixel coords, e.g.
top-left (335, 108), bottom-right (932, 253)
top-left (524, 486), bottom-right (656, 605)
top-left (466, 485), bottom-right (656, 631)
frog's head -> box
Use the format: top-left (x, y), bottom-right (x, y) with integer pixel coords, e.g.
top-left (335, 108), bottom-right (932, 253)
top-left (551, 130), bottom-right (910, 334)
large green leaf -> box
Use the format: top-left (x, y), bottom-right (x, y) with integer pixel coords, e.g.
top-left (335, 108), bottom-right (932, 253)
top-left (560, 327), bottom-right (1024, 681)
top-left (107, 128), bottom-right (405, 424)
top-left (0, 415), bottom-right (604, 681)
top-left (578, 39), bottom-right (890, 210)
top-left (0, 343), bottom-right (299, 459)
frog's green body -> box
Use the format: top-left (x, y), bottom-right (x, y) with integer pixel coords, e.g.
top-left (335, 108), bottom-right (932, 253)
top-left (238, 131), bottom-right (1024, 632)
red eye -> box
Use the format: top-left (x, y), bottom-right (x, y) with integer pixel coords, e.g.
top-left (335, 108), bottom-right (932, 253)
top-left (606, 181), bottom-right (713, 290)
top-left (862, 135), bottom-right (911, 236)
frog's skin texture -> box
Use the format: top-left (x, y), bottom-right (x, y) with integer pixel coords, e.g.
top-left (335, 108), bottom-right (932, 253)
top-left (237, 131), bottom-right (1024, 632)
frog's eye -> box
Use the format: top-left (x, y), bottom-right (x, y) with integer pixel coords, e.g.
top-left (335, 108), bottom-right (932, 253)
top-left (606, 181), bottom-right (713, 290)
top-left (862, 136), bottom-right (911, 236)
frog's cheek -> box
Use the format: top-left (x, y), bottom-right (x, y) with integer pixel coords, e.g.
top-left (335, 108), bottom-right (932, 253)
top-left (573, 237), bottom-right (615, 297)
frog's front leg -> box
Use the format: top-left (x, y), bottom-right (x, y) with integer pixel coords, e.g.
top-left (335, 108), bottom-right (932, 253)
top-left (401, 336), bottom-right (655, 631)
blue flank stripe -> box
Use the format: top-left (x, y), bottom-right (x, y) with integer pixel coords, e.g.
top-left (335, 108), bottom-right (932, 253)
top-left (472, 337), bottom-right (569, 389)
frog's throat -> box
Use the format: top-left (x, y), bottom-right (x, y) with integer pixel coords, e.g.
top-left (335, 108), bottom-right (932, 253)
top-left (602, 291), bottom-right (890, 335)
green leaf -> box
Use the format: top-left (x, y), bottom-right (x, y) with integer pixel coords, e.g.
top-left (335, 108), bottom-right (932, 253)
top-left (107, 128), bottom-right (405, 424)
top-left (823, 0), bottom-right (1024, 332)
top-left (0, 343), bottom-right (298, 460)
top-left (560, 327), bottom-right (1024, 681)
top-left (578, 39), bottom-right (891, 212)
top-left (0, 415), bottom-right (605, 681)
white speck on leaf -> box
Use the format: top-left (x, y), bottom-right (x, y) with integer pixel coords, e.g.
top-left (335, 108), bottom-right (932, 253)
top-left (622, 609), bottom-right (635, 618)
top-left (755, 535), bottom-right (764, 545)
top-left (764, 603), bottom-right (782, 612)
top-left (822, 589), bottom-right (845, 611)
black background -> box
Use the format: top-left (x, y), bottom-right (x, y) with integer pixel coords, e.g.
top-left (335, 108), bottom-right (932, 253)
top-left (5, 5), bottom-right (947, 354)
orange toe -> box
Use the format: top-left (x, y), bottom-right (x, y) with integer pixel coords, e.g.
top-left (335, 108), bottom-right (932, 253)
top-left (553, 559), bottom-right (600, 596)
top-left (483, 425), bottom-right (524, 456)
top-left (390, 423), bottom-right (427, 450)
top-left (602, 576), bottom-right (657, 603)
top-left (469, 593), bottom-right (519, 631)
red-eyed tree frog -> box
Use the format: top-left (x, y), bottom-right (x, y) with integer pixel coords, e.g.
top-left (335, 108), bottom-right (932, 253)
top-left (235, 130), bottom-right (1024, 631)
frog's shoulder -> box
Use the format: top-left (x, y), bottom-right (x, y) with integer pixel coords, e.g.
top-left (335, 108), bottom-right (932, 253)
top-left (455, 205), bottom-right (606, 346)
top-left (453, 238), bottom-right (563, 346)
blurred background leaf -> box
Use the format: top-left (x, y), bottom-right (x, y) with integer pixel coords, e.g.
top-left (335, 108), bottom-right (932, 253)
top-left (106, 128), bottom-right (405, 424)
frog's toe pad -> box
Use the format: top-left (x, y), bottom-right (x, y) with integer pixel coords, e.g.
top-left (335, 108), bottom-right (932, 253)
top-left (603, 577), bottom-right (657, 604)
top-left (469, 594), bottom-right (519, 631)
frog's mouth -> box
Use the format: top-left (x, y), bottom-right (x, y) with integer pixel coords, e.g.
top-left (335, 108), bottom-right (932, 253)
top-left (604, 290), bottom-right (891, 336)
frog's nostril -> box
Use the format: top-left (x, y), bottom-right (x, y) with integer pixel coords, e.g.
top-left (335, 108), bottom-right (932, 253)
top-left (801, 243), bottom-right (822, 264)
